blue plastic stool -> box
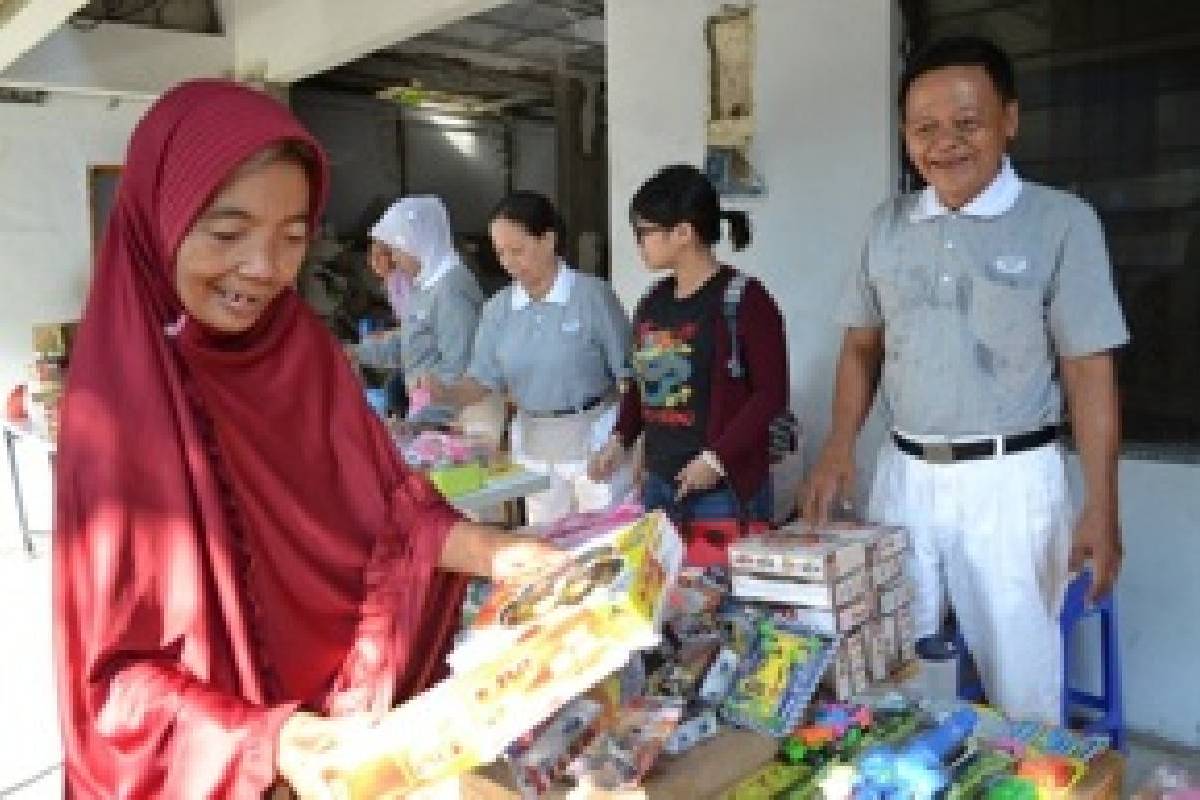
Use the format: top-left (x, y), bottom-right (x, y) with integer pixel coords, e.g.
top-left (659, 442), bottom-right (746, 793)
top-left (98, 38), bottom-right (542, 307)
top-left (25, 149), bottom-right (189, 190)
top-left (953, 570), bottom-right (1126, 751)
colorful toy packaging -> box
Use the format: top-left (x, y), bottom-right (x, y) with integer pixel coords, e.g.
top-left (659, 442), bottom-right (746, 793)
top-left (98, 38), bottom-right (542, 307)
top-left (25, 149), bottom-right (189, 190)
top-left (721, 616), bottom-right (840, 737)
top-left (567, 696), bottom-right (684, 790)
top-left (292, 512), bottom-right (683, 799)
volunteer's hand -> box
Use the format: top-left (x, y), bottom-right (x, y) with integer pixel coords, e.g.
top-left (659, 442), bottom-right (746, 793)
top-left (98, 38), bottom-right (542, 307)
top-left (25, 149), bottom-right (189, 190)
top-left (587, 437), bottom-right (624, 482)
top-left (1069, 502), bottom-right (1122, 603)
top-left (675, 455), bottom-right (721, 500)
top-left (802, 439), bottom-right (857, 528)
top-left (277, 711), bottom-right (369, 800)
top-left (418, 374), bottom-right (447, 403)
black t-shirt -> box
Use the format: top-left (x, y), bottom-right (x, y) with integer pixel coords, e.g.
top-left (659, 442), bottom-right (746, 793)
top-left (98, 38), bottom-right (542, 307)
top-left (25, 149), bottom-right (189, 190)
top-left (632, 270), bottom-right (726, 482)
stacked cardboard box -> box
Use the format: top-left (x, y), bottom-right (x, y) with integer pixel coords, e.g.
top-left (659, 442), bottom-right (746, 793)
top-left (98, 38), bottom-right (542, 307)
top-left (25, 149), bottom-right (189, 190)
top-left (728, 534), bottom-right (871, 699)
top-left (729, 523), bottom-right (917, 701)
top-left (816, 524), bottom-right (917, 685)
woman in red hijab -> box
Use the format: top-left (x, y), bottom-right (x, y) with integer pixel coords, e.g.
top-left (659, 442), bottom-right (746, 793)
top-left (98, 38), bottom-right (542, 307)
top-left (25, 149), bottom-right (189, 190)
top-left (54, 79), bottom-right (549, 798)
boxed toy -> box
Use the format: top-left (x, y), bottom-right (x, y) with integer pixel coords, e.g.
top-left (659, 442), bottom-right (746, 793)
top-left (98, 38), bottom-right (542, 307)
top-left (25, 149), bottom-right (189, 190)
top-left (567, 697), bottom-right (684, 790)
top-left (299, 512), bottom-right (684, 798)
top-left (720, 616), bottom-right (839, 737)
top-left (766, 594), bottom-right (872, 636)
top-left (731, 569), bottom-right (867, 609)
top-left (728, 536), bottom-right (866, 583)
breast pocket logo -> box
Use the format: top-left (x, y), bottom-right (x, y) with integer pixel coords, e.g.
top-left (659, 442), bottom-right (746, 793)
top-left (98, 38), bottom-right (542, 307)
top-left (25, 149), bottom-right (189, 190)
top-left (993, 256), bottom-right (1028, 275)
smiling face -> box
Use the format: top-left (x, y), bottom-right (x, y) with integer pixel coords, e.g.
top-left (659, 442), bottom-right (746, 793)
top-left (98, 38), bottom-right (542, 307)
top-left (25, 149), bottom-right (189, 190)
top-left (903, 64), bottom-right (1018, 211)
top-left (174, 151), bottom-right (312, 333)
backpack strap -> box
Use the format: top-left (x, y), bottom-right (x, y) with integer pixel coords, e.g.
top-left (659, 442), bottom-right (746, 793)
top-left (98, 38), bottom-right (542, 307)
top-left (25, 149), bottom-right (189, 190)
top-left (722, 271), bottom-right (750, 379)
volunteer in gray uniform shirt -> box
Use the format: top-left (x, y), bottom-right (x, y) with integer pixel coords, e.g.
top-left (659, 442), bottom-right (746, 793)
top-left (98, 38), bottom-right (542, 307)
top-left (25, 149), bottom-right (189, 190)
top-left (360, 196), bottom-right (498, 433)
top-left (803, 36), bottom-right (1128, 722)
top-left (427, 191), bottom-right (633, 525)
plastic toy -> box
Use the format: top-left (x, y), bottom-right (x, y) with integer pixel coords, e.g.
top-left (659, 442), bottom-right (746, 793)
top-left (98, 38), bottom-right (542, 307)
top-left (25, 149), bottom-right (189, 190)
top-left (724, 762), bottom-right (813, 800)
top-left (986, 776), bottom-right (1039, 800)
top-left (945, 750), bottom-right (1018, 799)
top-left (855, 707), bottom-right (979, 799)
top-left (1017, 754), bottom-right (1081, 794)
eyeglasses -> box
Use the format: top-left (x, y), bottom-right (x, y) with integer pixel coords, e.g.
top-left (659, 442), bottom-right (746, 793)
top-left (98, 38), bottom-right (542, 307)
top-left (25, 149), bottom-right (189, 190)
top-left (632, 223), bottom-right (669, 243)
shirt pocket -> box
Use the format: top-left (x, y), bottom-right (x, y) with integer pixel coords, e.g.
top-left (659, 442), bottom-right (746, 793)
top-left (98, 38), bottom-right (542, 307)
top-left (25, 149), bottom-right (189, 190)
top-left (969, 257), bottom-right (1048, 354)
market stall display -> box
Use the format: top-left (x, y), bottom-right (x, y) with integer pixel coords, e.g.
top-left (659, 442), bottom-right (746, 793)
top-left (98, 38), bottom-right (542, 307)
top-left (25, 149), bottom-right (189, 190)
top-left (281, 511), bottom-right (684, 798)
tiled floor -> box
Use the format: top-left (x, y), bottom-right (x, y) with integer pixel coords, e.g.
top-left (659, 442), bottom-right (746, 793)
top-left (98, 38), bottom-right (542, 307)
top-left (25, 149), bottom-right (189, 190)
top-left (3, 530), bottom-right (1199, 799)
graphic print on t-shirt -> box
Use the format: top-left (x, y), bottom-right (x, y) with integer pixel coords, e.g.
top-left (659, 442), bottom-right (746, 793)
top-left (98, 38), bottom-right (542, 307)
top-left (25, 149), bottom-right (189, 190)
top-left (633, 321), bottom-right (700, 426)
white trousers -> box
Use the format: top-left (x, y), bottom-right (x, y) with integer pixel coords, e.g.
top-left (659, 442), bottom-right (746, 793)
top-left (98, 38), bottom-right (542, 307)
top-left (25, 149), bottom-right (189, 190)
top-left (512, 405), bottom-right (632, 527)
top-left (868, 437), bottom-right (1073, 722)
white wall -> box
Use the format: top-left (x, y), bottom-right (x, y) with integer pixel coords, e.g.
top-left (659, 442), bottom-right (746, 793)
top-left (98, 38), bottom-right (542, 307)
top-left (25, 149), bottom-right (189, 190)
top-left (609, 0), bottom-right (1200, 746)
top-left (0, 92), bottom-right (151, 535)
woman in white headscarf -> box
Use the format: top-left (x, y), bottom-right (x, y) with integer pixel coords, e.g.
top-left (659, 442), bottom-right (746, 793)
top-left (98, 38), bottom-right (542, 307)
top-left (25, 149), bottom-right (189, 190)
top-left (360, 197), bottom-right (501, 438)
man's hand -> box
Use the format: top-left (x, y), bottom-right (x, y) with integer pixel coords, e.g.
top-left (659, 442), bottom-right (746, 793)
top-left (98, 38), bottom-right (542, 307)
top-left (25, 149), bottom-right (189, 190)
top-left (1069, 502), bottom-right (1122, 603)
top-left (587, 437), bottom-right (624, 482)
top-left (675, 455), bottom-right (722, 500)
top-left (801, 440), bottom-right (857, 528)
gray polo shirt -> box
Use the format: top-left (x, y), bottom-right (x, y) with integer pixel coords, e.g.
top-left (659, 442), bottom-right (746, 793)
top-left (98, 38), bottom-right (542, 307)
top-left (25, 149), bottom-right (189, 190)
top-left (468, 265), bottom-right (632, 414)
top-left (399, 262), bottom-right (483, 382)
top-left (356, 263), bottom-right (483, 383)
top-left (837, 167), bottom-right (1129, 437)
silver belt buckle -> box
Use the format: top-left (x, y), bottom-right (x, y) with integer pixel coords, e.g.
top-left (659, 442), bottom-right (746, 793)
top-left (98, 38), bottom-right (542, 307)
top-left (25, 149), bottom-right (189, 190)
top-left (922, 442), bottom-right (955, 464)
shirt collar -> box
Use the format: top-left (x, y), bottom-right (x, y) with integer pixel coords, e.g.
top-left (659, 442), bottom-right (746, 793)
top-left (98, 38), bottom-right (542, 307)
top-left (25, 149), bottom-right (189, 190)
top-left (910, 156), bottom-right (1022, 222)
top-left (511, 261), bottom-right (575, 310)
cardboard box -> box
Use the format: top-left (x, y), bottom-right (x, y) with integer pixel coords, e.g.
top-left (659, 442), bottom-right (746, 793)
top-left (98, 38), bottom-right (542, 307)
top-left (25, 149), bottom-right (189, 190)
top-left (895, 603), bottom-right (917, 664)
top-left (728, 536), bottom-right (866, 583)
top-left (871, 554), bottom-right (905, 588)
top-left (877, 579), bottom-right (913, 616)
top-left (731, 570), bottom-right (867, 609)
top-left (766, 594), bottom-right (871, 635)
top-left (803, 523), bottom-right (910, 564)
top-left (867, 618), bottom-right (896, 682)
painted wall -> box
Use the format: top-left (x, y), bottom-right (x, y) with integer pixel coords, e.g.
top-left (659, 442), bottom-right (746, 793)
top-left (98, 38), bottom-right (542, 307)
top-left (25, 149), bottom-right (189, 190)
top-left (607, 0), bottom-right (1200, 745)
top-left (0, 92), bottom-right (152, 535)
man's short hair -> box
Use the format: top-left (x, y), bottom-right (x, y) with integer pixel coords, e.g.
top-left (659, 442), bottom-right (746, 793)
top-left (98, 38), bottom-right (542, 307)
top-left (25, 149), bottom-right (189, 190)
top-left (900, 36), bottom-right (1018, 115)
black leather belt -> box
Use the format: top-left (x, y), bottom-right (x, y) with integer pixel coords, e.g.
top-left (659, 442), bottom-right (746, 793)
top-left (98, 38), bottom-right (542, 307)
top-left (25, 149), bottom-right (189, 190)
top-left (891, 425), bottom-right (1059, 464)
top-left (524, 394), bottom-right (610, 419)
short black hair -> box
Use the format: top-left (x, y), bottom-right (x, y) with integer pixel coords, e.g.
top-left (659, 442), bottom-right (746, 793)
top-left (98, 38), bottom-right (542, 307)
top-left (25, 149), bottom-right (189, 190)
top-left (899, 36), bottom-right (1017, 115)
top-left (489, 191), bottom-right (566, 253)
top-left (629, 164), bottom-right (751, 252)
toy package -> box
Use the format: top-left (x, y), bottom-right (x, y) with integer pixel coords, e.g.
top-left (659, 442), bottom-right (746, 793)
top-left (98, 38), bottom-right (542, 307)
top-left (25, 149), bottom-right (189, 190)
top-left (729, 535), bottom-right (867, 583)
top-left (721, 616), bottom-right (840, 737)
top-left (568, 697), bottom-right (684, 790)
top-left (297, 512), bottom-right (683, 799)
top-left (505, 697), bottom-right (604, 798)
top-left (972, 706), bottom-right (1110, 763)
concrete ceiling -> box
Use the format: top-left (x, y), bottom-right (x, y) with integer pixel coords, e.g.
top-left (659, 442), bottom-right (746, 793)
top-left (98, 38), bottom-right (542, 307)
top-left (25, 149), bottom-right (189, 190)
top-left (301, 0), bottom-right (605, 115)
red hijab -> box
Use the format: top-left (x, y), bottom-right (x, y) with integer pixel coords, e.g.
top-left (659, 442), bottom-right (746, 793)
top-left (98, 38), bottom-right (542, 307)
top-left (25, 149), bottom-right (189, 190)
top-left (54, 80), bottom-right (466, 798)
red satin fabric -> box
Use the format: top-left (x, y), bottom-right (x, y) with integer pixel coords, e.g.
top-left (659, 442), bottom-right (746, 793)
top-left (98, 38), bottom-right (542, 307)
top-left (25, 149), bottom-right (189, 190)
top-left (53, 80), bottom-right (466, 798)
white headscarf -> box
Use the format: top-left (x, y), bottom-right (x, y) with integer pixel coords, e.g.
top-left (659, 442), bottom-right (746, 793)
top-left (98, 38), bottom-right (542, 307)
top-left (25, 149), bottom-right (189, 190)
top-left (369, 196), bottom-right (463, 290)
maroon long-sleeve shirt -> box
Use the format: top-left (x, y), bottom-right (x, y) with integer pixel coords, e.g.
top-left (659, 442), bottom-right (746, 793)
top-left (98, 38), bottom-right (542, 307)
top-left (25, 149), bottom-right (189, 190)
top-left (615, 267), bottom-right (789, 502)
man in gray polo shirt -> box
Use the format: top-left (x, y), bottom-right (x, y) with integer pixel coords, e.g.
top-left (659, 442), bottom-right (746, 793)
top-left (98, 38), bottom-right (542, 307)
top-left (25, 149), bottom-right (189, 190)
top-left (804, 36), bottom-right (1127, 722)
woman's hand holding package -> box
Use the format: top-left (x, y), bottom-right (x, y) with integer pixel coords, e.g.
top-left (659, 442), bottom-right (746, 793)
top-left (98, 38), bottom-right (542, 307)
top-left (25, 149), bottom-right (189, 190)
top-left (490, 531), bottom-right (566, 583)
top-left (277, 711), bottom-right (374, 800)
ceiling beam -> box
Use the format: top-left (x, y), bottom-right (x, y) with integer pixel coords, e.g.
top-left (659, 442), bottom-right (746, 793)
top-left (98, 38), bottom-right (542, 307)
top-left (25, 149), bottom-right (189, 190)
top-left (0, 0), bottom-right (88, 71)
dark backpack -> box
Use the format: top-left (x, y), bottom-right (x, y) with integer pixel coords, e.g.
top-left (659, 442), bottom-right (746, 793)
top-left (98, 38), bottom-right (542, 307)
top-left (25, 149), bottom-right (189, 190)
top-left (722, 272), bottom-right (800, 463)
